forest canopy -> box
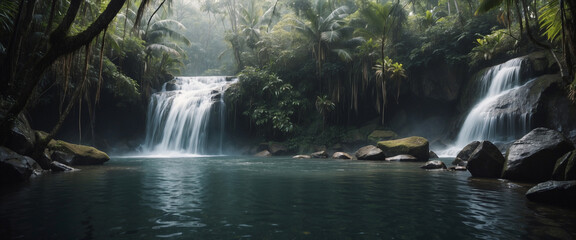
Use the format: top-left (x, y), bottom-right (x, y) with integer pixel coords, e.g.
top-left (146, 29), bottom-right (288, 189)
top-left (0, 0), bottom-right (575, 148)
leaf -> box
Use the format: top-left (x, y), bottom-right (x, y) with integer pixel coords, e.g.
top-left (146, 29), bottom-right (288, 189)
top-left (475, 0), bottom-right (504, 16)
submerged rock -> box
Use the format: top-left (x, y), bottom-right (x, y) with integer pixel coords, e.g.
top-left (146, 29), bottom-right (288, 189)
top-left (420, 160), bottom-right (447, 170)
top-left (50, 161), bottom-right (77, 172)
top-left (48, 140), bottom-right (110, 165)
top-left (377, 136), bottom-right (429, 161)
top-left (0, 147), bottom-right (42, 183)
top-left (502, 128), bottom-right (574, 182)
top-left (449, 166), bottom-right (467, 171)
top-left (466, 141), bottom-right (505, 178)
top-left (385, 154), bottom-right (418, 161)
top-left (332, 152), bottom-right (353, 159)
top-left (293, 155), bottom-right (311, 159)
top-left (355, 145), bottom-right (386, 160)
top-left (525, 180), bottom-right (576, 208)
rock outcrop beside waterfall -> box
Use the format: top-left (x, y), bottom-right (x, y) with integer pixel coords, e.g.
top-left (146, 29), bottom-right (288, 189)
top-left (1, 113), bottom-right (109, 184)
top-left (502, 128), bottom-right (575, 182)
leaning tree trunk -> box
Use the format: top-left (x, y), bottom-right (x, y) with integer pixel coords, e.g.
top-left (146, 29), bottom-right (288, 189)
top-left (0, 0), bottom-right (127, 146)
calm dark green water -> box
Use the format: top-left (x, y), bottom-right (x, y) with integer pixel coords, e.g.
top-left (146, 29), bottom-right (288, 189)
top-left (1, 156), bottom-right (575, 239)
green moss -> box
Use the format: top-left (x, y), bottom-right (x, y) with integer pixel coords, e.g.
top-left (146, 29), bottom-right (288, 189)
top-left (48, 140), bottom-right (109, 162)
top-left (377, 136), bottom-right (429, 160)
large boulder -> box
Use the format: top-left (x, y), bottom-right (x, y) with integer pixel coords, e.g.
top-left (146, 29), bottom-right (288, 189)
top-left (502, 128), bottom-right (575, 182)
top-left (453, 141), bottom-right (480, 166)
top-left (377, 136), bottom-right (429, 161)
top-left (525, 180), bottom-right (576, 208)
top-left (47, 140), bottom-right (110, 165)
top-left (420, 160), bottom-right (447, 170)
top-left (0, 147), bottom-right (42, 183)
top-left (4, 113), bottom-right (36, 156)
top-left (355, 145), bottom-right (386, 160)
top-left (466, 141), bottom-right (506, 178)
top-left (552, 150), bottom-right (576, 181)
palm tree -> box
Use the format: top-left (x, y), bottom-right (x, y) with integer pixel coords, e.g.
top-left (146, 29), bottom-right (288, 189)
top-left (315, 95), bottom-right (335, 129)
top-left (290, 0), bottom-right (350, 84)
top-left (476, 0), bottom-right (576, 100)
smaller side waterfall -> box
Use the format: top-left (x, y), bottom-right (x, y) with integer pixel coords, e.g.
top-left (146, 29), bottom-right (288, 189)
top-left (442, 58), bottom-right (532, 156)
top-left (455, 58), bottom-right (530, 146)
top-left (144, 76), bottom-right (234, 155)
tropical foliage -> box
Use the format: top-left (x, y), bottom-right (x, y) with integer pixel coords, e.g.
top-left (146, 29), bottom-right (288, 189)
top-left (1, 0), bottom-right (574, 146)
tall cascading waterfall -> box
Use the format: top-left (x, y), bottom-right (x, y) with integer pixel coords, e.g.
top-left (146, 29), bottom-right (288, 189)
top-left (143, 76), bottom-right (235, 155)
top-left (445, 58), bottom-right (532, 155)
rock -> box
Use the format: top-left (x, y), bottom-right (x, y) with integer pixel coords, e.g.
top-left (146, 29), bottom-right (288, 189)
top-left (355, 145), bottom-right (386, 160)
top-left (385, 154), bottom-right (418, 161)
top-left (268, 142), bottom-right (289, 155)
top-left (466, 141), bottom-right (506, 178)
top-left (420, 160), bottom-right (447, 170)
top-left (453, 141), bottom-right (480, 165)
top-left (4, 113), bottom-right (36, 156)
top-left (50, 161), bottom-right (77, 172)
top-left (47, 140), bottom-right (110, 165)
top-left (367, 130), bottom-right (398, 143)
top-left (525, 180), bottom-right (576, 208)
top-left (311, 151), bottom-right (329, 158)
top-left (254, 150), bottom-right (271, 157)
top-left (552, 150), bottom-right (576, 181)
top-left (429, 151), bottom-right (439, 159)
top-left (332, 152), bottom-right (353, 159)
top-left (449, 166), bottom-right (468, 171)
top-left (164, 79), bottom-right (180, 91)
top-left (377, 136), bottom-right (429, 161)
top-left (502, 128), bottom-right (575, 182)
top-left (0, 146), bottom-right (42, 183)
top-left (292, 155), bottom-right (311, 159)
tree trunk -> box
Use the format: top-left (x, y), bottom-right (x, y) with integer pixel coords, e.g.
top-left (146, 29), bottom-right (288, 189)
top-left (0, 0), bottom-right (127, 146)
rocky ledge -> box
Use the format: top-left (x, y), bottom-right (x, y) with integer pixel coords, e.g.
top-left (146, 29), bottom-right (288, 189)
top-left (1, 113), bottom-right (110, 185)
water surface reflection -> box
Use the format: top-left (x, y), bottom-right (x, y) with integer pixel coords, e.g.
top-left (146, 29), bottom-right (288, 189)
top-left (0, 156), bottom-right (574, 239)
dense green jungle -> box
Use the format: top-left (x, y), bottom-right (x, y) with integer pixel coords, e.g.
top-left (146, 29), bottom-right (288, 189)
top-left (1, 0), bottom-right (575, 155)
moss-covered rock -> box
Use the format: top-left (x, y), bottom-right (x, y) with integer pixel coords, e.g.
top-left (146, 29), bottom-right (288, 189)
top-left (47, 140), bottom-right (110, 165)
top-left (377, 136), bottom-right (429, 161)
top-left (367, 130), bottom-right (398, 143)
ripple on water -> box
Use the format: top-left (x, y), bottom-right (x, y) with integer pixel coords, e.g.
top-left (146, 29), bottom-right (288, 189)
top-left (0, 156), bottom-right (575, 239)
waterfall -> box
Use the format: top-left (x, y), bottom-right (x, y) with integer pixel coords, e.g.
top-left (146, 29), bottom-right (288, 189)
top-left (443, 58), bottom-right (532, 156)
top-left (143, 76), bottom-right (235, 155)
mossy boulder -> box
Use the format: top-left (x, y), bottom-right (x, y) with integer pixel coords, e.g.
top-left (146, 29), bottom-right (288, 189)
top-left (377, 136), bottom-right (429, 161)
top-left (47, 140), bottom-right (110, 165)
top-left (367, 130), bottom-right (398, 143)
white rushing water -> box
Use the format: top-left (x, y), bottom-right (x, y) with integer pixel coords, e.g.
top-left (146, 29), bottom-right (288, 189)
top-left (441, 58), bottom-right (531, 156)
top-left (143, 76), bottom-right (235, 155)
